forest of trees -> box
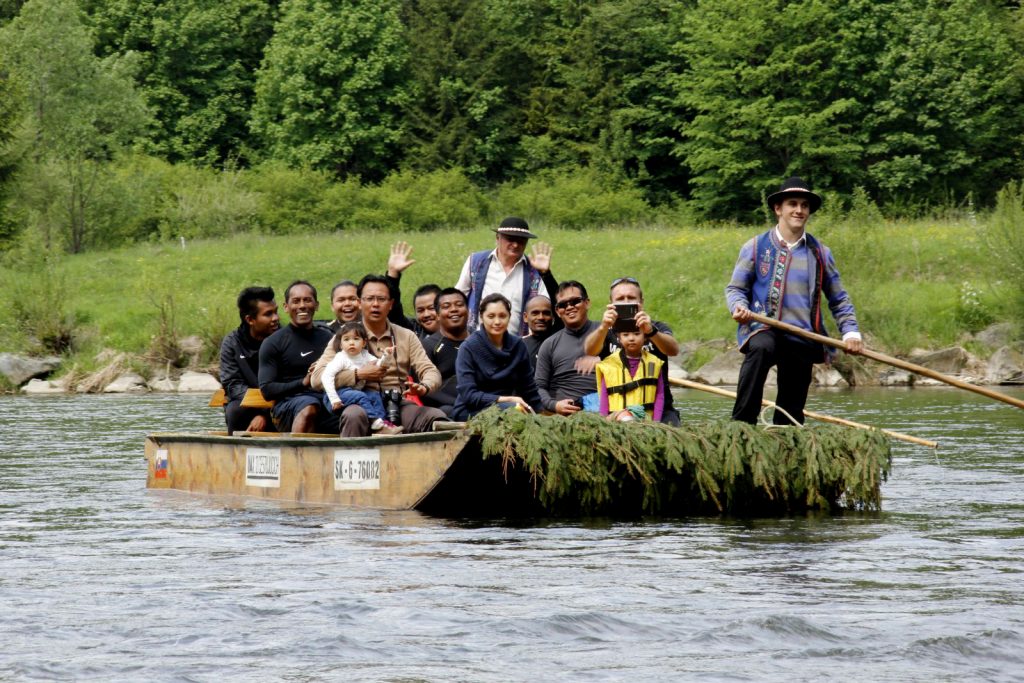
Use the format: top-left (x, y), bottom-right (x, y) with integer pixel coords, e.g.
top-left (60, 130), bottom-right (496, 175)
top-left (1, 0), bottom-right (1023, 253)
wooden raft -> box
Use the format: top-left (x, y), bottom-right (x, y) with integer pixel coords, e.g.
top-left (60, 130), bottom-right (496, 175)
top-left (145, 430), bottom-right (471, 509)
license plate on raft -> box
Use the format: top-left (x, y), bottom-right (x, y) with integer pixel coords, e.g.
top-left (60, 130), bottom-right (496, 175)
top-left (334, 449), bottom-right (381, 490)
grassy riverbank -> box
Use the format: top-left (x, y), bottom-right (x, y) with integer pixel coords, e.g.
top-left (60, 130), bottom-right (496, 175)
top-left (0, 217), bottom-right (1019, 377)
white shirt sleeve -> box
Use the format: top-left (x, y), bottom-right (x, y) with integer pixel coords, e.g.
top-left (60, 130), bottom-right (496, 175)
top-left (321, 353), bottom-right (349, 405)
top-left (455, 255), bottom-right (472, 295)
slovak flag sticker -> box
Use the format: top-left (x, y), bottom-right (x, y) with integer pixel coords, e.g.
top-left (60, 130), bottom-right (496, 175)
top-left (154, 449), bottom-right (169, 479)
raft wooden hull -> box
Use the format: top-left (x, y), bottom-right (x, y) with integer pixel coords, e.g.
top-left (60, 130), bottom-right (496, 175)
top-left (146, 416), bottom-right (891, 516)
top-left (145, 430), bottom-right (487, 511)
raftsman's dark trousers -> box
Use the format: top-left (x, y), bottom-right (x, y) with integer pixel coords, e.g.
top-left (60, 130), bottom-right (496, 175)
top-left (731, 330), bottom-right (817, 425)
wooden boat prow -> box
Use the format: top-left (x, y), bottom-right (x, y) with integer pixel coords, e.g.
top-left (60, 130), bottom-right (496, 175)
top-left (145, 428), bottom-right (476, 511)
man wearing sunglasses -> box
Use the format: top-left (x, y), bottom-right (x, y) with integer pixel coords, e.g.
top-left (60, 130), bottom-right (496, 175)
top-left (584, 276), bottom-right (682, 426)
top-left (455, 217), bottom-right (560, 336)
top-left (534, 281), bottom-right (602, 415)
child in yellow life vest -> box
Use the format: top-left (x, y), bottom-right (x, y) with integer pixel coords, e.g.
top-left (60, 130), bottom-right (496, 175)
top-left (596, 328), bottom-right (666, 422)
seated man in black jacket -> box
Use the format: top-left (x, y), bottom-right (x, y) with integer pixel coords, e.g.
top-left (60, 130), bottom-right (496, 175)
top-left (258, 280), bottom-right (338, 433)
top-left (419, 288), bottom-right (470, 417)
top-left (219, 286), bottom-right (280, 434)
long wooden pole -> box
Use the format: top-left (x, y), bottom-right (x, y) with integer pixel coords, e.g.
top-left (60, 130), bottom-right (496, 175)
top-left (747, 312), bottom-right (1024, 411)
top-left (668, 376), bottom-right (939, 448)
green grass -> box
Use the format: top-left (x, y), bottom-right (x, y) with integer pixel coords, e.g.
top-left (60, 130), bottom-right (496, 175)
top-left (0, 218), bottom-right (1018, 372)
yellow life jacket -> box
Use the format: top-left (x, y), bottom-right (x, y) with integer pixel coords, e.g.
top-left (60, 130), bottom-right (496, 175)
top-left (595, 349), bottom-right (664, 418)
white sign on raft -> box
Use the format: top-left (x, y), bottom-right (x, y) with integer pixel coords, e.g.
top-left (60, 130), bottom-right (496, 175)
top-left (245, 447), bottom-right (281, 488)
top-left (334, 448), bottom-right (381, 490)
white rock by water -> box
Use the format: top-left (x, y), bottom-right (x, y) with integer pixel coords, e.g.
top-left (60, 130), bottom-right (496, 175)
top-left (908, 346), bottom-right (976, 375)
top-left (21, 378), bottom-right (67, 394)
top-left (0, 353), bottom-right (61, 386)
top-left (666, 359), bottom-right (690, 382)
top-left (148, 376), bottom-right (178, 392)
top-left (973, 322), bottom-right (1016, 349)
top-left (177, 371), bottom-right (221, 393)
top-left (813, 366), bottom-right (848, 387)
top-left (693, 350), bottom-right (744, 386)
top-left (987, 346), bottom-right (1024, 384)
top-left (103, 373), bottom-right (148, 393)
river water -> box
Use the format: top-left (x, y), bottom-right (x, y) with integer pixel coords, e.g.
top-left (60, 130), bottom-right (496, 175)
top-left (2, 388), bottom-right (1022, 682)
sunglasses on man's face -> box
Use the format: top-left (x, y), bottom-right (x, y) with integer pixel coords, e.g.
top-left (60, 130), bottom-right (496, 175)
top-left (555, 296), bottom-right (585, 310)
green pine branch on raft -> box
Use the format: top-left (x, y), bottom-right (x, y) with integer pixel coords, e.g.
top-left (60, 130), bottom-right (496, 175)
top-left (465, 410), bottom-right (893, 515)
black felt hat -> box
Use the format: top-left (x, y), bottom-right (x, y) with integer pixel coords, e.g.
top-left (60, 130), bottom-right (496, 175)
top-left (492, 216), bottom-right (537, 239)
top-left (766, 177), bottom-right (822, 214)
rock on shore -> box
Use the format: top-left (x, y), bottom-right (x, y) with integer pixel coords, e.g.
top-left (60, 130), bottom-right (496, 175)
top-left (0, 353), bottom-right (61, 386)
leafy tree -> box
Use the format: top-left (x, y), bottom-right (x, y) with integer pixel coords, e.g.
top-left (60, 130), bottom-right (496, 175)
top-left (674, 0), bottom-right (1024, 220)
top-left (0, 57), bottom-right (23, 249)
top-left (673, 0), bottom-right (863, 219)
top-left (851, 0), bottom-right (1024, 209)
top-left (84, 0), bottom-right (274, 166)
top-left (0, 0), bottom-right (150, 252)
top-left (0, 0), bottom-right (26, 22)
top-left (399, 0), bottom-right (530, 181)
top-left (250, 0), bottom-right (410, 180)
top-left (519, 0), bottom-right (687, 198)
top-left (400, 0), bottom-right (686, 195)
top-left (0, 55), bottom-right (20, 179)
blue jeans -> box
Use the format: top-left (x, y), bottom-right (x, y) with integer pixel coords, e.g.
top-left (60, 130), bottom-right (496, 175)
top-left (323, 388), bottom-right (386, 421)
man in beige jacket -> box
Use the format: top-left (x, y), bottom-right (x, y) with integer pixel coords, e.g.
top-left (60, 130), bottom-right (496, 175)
top-left (312, 274), bottom-right (446, 436)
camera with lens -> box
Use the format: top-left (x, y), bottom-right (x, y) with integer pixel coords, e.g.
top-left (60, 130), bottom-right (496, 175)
top-left (382, 388), bottom-right (403, 425)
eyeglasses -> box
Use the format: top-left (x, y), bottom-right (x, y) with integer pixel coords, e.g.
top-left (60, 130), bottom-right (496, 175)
top-left (555, 296), bottom-right (585, 310)
top-left (611, 277), bottom-right (640, 288)
top-left (361, 296), bottom-right (390, 304)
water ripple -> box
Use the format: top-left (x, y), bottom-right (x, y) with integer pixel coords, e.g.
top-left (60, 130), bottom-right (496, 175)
top-left (1, 390), bottom-right (1023, 681)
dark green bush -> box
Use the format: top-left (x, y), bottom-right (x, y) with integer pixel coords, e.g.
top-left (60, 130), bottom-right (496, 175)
top-left (494, 168), bottom-right (652, 229)
top-left (351, 168), bottom-right (489, 230)
top-left (243, 163), bottom-right (350, 234)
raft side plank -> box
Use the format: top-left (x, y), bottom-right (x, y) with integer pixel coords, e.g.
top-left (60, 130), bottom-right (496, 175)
top-left (145, 431), bottom-right (470, 509)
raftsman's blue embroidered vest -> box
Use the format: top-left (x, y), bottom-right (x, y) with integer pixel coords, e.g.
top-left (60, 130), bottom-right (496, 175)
top-left (466, 250), bottom-right (543, 336)
top-left (737, 230), bottom-right (827, 351)
top-left (595, 349), bottom-right (663, 418)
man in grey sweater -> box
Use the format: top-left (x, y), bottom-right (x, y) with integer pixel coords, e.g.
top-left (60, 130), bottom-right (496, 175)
top-left (534, 281), bottom-right (600, 415)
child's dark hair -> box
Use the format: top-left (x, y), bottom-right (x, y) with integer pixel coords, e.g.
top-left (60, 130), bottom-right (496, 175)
top-left (332, 321), bottom-right (368, 351)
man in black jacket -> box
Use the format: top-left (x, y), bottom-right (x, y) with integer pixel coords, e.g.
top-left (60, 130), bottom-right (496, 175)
top-left (258, 280), bottom-right (337, 433)
top-left (219, 286), bottom-right (280, 434)
top-left (419, 288), bottom-right (470, 417)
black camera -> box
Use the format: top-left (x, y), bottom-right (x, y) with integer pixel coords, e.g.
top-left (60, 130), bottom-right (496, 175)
top-left (382, 388), bottom-right (403, 426)
top-left (613, 302), bottom-right (639, 332)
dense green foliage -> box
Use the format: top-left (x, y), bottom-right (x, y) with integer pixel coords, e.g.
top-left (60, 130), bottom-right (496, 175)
top-left (675, 0), bottom-right (1024, 220)
top-left (250, 0), bottom-right (409, 179)
top-left (85, 0), bottom-right (274, 165)
top-left (2, 0), bottom-right (1024, 252)
top-left (467, 409), bottom-right (892, 514)
top-left (0, 0), bottom-right (149, 253)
